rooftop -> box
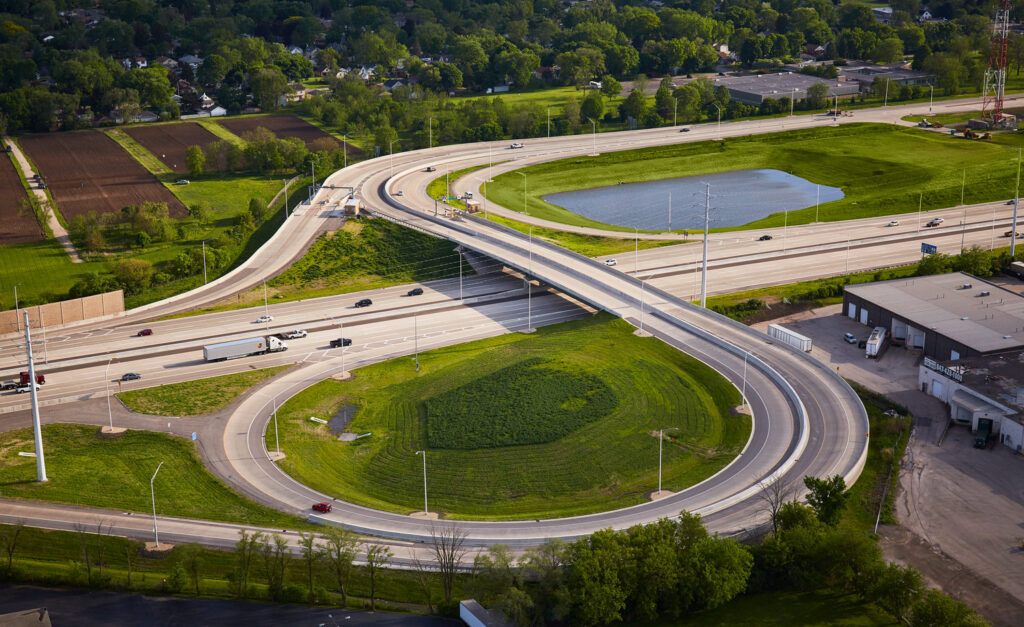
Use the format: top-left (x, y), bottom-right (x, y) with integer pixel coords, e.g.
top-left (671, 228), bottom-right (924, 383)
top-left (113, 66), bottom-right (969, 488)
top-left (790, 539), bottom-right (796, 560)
top-left (936, 349), bottom-right (1024, 415)
top-left (845, 272), bottom-right (1024, 353)
top-left (712, 72), bottom-right (856, 97)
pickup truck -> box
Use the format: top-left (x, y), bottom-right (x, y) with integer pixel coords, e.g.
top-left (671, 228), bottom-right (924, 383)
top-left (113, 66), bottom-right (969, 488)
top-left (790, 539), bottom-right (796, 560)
top-left (330, 338), bottom-right (352, 348)
top-left (278, 330), bottom-right (307, 339)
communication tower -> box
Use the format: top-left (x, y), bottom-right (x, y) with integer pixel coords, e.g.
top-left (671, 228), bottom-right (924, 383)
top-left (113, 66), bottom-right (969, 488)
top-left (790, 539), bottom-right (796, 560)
top-left (982, 0), bottom-right (1013, 127)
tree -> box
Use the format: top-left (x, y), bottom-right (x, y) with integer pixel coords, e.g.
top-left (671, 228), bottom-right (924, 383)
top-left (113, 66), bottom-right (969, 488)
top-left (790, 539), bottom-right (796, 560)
top-left (364, 544), bottom-right (392, 611)
top-left (690, 537), bottom-right (753, 610)
top-left (580, 91), bottom-right (605, 122)
top-left (1, 521), bottom-right (23, 577)
top-left (521, 539), bottom-right (570, 623)
top-left (320, 527), bottom-right (358, 608)
top-left (567, 529), bottom-right (628, 624)
top-left (917, 252), bottom-right (952, 276)
top-left (909, 589), bottom-right (988, 627)
top-left (248, 198), bottom-right (268, 224)
top-left (599, 75), bottom-right (621, 98)
top-left (619, 89), bottom-right (648, 122)
top-left (110, 259), bottom-right (153, 295)
top-left (250, 67), bottom-right (289, 112)
top-left (298, 532), bottom-right (322, 604)
top-left (179, 544), bottom-right (204, 596)
top-left (431, 524), bottom-right (469, 604)
top-left (805, 82), bottom-right (830, 109)
top-left (260, 533), bottom-right (289, 601)
top-left (188, 202), bottom-right (210, 226)
top-left (803, 475), bottom-right (849, 527)
top-left (233, 530), bottom-right (263, 600)
top-left (870, 562), bottom-right (924, 622)
top-left (185, 145), bottom-right (204, 179)
top-left (758, 477), bottom-right (796, 535)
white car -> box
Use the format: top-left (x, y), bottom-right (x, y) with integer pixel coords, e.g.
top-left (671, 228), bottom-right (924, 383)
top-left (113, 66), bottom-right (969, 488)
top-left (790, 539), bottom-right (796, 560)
top-left (256, 315), bottom-right (273, 323)
top-left (509, 143), bottom-right (524, 149)
top-left (886, 220), bottom-right (899, 227)
top-left (16, 383), bottom-right (39, 394)
top-left (604, 259), bottom-right (617, 266)
top-left (283, 329), bottom-right (307, 339)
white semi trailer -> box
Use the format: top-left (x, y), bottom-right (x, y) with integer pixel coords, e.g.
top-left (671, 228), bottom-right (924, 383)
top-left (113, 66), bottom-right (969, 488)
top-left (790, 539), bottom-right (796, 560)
top-left (767, 323), bottom-right (813, 352)
top-left (865, 326), bottom-right (887, 358)
top-left (203, 336), bottom-right (287, 361)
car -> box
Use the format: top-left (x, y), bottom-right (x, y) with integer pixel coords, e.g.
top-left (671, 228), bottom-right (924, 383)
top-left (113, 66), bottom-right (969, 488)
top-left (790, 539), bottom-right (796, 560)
top-left (282, 329), bottom-right (307, 339)
top-left (886, 220), bottom-right (900, 227)
top-left (925, 218), bottom-right (944, 227)
top-left (1, 381), bottom-right (18, 390)
top-left (679, 127), bottom-right (690, 132)
top-left (354, 298), bottom-right (372, 308)
top-left (425, 166), bottom-right (436, 172)
top-left (175, 179), bottom-right (190, 185)
top-left (256, 315), bottom-right (273, 323)
top-left (604, 259), bottom-right (617, 266)
top-left (312, 502), bottom-right (332, 513)
top-left (509, 142), bottom-right (524, 149)
top-left (16, 383), bottom-right (39, 394)
top-left (1005, 230), bottom-right (1023, 238)
top-left (330, 338), bottom-right (352, 348)
top-left (464, 191), bottom-right (473, 199)
top-left (843, 332), bottom-right (857, 344)
top-left (395, 190), bottom-right (403, 196)
top-left (121, 372), bottom-right (141, 381)
top-left (137, 329), bottom-right (153, 336)
top-left (758, 234), bottom-right (773, 241)
top-left (407, 287), bottom-right (424, 296)
top-left (1007, 199), bottom-right (1016, 205)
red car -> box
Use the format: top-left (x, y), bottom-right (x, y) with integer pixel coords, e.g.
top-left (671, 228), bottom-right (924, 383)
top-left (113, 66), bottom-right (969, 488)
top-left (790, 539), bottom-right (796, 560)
top-left (137, 329), bottom-right (153, 336)
top-left (312, 502), bottom-right (332, 513)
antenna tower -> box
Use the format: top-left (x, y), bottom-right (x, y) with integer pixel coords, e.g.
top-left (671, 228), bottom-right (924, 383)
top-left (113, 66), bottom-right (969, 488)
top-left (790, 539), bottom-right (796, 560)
top-left (982, 0), bottom-right (1012, 125)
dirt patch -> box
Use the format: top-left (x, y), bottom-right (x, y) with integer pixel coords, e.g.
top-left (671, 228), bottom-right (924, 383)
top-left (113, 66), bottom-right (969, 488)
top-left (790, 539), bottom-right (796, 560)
top-left (19, 130), bottom-right (186, 219)
top-left (0, 152), bottom-right (40, 244)
top-left (125, 123), bottom-right (222, 173)
top-left (217, 115), bottom-right (359, 154)
top-left (742, 297), bottom-right (821, 324)
top-left (328, 404), bottom-right (358, 437)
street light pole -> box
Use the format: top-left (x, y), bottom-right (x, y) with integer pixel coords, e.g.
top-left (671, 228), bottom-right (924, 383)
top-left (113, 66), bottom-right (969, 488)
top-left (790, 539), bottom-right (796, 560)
top-left (587, 117), bottom-right (597, 155)
top-left (13, 283), bottom-right (21, 332)
top-left (150, 461), bottom-right (164, 547)
top-left (741, 351), bottom-right (749, 407)
top-left (547, 106), bottom-right (551, 138)
top-left (104, 355), bottom-right (113, 430)
top-left (415, 450), bottom-right (428, 514)
top-left (263, 281), bottom-right (270, 331)
top-left (701, 184), bottom-right (710, 308)
top-left (673, 97), bottom-right (679, 126)
top-left (528, 227), bottom-right (533, 332)
top-left (202, 240), bottom-right (207, 284)
top-left (883, 78), bottom-right (889, 107)
top-left (639, 279), bottom-right (646, 334)
top-left (929, 85), bottom-right (934, 114)
top-left (713, 103), bottom-right (721, 137)
top-left (24, 312), bottom-right (46, 482)
top-left (342, 134), bottom-right (347, 169)
top-left (272, 396), bottom-right (280, 457)
top-left (635, 228), bottom-right (639, 273)
top-left (658, 427), bottom-right (679, 494)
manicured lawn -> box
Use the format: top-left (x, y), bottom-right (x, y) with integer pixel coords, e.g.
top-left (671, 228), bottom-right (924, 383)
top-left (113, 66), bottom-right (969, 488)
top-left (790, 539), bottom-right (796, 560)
top-left (485, 123), bottom-right (1024, 232)
top-left (268, 314), bottom-right (748, 520)
top-left (656, 589), bottom-right (896, 626)
top-left (0, 239), bottom-right (111, 309)
top-left (0, 424), bottom-right (310, 528)
top-left (117, 366), bottom-right (291, 416)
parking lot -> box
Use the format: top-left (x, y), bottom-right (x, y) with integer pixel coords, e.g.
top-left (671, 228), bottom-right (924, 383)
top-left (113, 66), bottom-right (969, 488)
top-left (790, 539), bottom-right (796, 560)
top-left (754, 305), bottom-right (1024, 625)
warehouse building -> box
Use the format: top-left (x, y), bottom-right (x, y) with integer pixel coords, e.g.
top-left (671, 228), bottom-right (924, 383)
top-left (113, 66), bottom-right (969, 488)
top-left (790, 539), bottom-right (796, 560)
top-left (842, 272), bottom-right (1024, 361)
top-left (711, 72), bottom-right (859, 106)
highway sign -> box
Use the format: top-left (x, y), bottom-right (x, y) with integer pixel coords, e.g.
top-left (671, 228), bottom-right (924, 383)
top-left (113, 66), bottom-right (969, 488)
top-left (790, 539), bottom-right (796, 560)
top-left (921, 243), bottom-right (937, 254)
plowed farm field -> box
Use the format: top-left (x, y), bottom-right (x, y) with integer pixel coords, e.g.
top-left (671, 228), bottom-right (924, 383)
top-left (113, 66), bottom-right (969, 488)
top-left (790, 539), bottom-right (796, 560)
top-left (125, 122), bottom-right (221, 173)
top-left (0, 152), bottom-right (41, 244)
top-left (217, 115), bottom-right (343, 150)
top-left (19, 130), bottom-right (187, 219)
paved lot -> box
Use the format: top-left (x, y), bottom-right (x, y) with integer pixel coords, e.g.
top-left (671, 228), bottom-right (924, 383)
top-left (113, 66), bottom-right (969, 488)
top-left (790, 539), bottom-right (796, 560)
top-left (756, 305), bottom-right (1024, 626)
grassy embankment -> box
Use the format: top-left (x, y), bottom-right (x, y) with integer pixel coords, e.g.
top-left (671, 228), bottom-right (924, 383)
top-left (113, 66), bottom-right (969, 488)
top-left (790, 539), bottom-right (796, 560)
top-left (169, 217), bottom-right (464, 317)
top-left (267, 314), bottom-right (748, 520)
top-left (486, 123), bottom-right (1024, 233)
top-left (0, 424), bottom-right (309, 529)
top-left (116, 365), bottom-right (291, 416)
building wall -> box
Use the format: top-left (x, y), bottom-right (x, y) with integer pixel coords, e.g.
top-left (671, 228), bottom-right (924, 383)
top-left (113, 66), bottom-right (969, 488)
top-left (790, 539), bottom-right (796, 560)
top-left (917, 366), bottom-right (1018, 445)
top-left (843, 292), bottom-right (978, 360)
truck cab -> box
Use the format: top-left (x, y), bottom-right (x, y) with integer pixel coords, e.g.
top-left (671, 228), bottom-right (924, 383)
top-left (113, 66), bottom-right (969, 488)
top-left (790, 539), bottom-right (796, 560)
top-left (974, 419), bottom-right (993, 448)
top-left (20, 371), bottom-right (44, 385)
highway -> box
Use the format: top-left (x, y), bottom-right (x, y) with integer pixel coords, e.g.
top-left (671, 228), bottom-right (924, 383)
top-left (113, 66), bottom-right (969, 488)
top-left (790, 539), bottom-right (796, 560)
top-left (1, 94), bottom-right (1017, 549)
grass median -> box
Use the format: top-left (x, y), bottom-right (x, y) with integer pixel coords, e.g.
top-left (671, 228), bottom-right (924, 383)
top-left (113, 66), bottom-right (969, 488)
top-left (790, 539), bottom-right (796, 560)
top-left (267, 314), bottom-right (748, 520)
top-left (116, 365), bottom-right (291, 416)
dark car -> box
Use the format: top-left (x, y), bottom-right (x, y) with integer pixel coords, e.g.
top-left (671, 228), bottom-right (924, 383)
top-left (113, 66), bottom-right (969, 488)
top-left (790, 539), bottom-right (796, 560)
top-left (330, 338), bottom-right (353, 348)
top-left (759, 234), bottom-right (773, 241)
top-left (407, 287), bottom-right (423, 296)
top-left (312, 502), bottom-right (332, 513)
top-left (121, 373), bottom-right (141, 381)
top-left (354, 298), bottom-right (372, 308)
top-left (425, 166), bottom-right (436, 172)
top-left (137, 329), bottom-right (153, 336)
top-left (679, 127), bottom-right (690, 132)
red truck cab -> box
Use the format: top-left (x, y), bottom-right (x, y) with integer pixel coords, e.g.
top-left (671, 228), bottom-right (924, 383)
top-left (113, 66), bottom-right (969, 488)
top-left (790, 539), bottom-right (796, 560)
top-left (20, 371), bottom-right (44, 385)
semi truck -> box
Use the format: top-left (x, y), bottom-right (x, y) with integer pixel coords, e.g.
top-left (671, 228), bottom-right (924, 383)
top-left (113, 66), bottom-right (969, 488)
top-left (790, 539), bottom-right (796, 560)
top-left (767, 323), bottom-right (813, 352)
top-left (974, 419), bottom-right (993, 449)
top-left (203, 336), bottom-right (287, 362)
top-left (865, 326), bottom-right (887, 358)
top-left (20, 371), bottom-right (44, 385)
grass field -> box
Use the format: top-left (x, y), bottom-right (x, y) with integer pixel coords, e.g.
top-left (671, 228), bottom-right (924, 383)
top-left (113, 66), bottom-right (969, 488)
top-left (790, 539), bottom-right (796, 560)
top-left (0, 424), bottom-right (310, 528)
top-left (104, 128), bottom-right (174, 175)
top-left (117, 366), bottom-right (291, 416)
top-left (485, 123), bottom-right (1024, 232)
top-left (267, 314), bottom-right (748, 520)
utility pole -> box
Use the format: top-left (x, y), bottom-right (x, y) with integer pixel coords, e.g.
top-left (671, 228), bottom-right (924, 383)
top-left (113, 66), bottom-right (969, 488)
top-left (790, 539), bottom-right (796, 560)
top-left (415, 450), bottom-right (428, 514)
top-left (700, 184), bottom-right (710, 308)
top-left (1014, 148), bottom-right (1021, 258)
top-left (24, 312), bottom-right (46, 482)
top-left (668, 192), bottom-right (672, 231)
top-left (202, 241), bottom-right (207, 284)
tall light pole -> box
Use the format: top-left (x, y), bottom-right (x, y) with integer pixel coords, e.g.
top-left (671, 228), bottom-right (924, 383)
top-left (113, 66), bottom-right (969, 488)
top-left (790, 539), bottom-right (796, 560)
top-left (150, 461), bottom-right (164, 547)
top-left (342, 134), bottom-right (347, 169)
top-left (741, 351), bottom-right (749, 407)
top-left (700, 183), bottom-right (711, 308)
top-left (658, 427), bottom-right (679, 494)
top-left (24, 312), bottom-right (46, 482)
top-left (527, 227), bottom-right (534, 332)
top-left (587, 117), bottom-right (598, 155)
top-left (202, 240), bottom-right (208, 284)
top-left (272, 396), bottom-right (280, 457)
top-left (104, 355), bottom-right (114, 430)
top-left (1013, 148), bottom-right (1020, 258)
top-left (713, 103), bottom-right (721, 138)
top-left (310, 156), bottom-right (318, 194)
top-left (547, 106), bottom-right (552, 138)
top-left (415, 450), bottom-right (428, 514)
top-left (673, 97), bottom-right (679, 127)
top-left (883, 78), bottom-right (890, 107)
top-left (929, 84), bottom-right (934, 114)
top-left (283, 178), bottom-right (290, 218)
top-left (389, 139), bottom-right (399, 179)
top-left (634, 228), bottom-right (639, 273)
top-left (14, 283), bottom-right (21, 332)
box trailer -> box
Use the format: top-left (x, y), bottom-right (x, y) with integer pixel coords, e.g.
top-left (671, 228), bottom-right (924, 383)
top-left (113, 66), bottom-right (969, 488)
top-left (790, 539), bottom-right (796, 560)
top-left (203, 336), bottom-right (287, 361)
top-left (1007, 261), bottom-right (1024, 280)
top-left (865, 326), bottom-right (887, 358)
top-left (767, 324), bottom-right (812, 352)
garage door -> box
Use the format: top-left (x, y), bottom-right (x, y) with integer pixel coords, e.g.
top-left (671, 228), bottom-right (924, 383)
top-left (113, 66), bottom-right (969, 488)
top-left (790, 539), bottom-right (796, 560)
top-left (859, 308), bottom-right (868, 325)
top-left (848, 303), bottom-right (856, 319)
top-left (931, 380), bottom-right (943, 398)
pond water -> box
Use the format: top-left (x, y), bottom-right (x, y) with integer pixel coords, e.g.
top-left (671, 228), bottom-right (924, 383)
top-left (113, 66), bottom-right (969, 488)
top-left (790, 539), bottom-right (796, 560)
top-left (541, 169), bottom-right (843, 231)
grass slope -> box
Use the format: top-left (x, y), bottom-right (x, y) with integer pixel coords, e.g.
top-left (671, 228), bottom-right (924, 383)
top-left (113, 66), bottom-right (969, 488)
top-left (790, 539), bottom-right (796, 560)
top-left (486, 123), bottom-right (1023, 232)
top-left (268, 314), bottom-right (747, 520)
top-left (658, 589), bottom-right (897, 626)
top-left (0, 424), bottom-right (309, 528)
top-left (117, 366), bottom-right (291, 416)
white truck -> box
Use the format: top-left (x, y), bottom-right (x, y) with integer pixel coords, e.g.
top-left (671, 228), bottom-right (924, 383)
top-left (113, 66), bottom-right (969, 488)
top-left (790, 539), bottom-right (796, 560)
top-left (203, 336), bottom-right (287, 361)
top-left (865, 326), bottom-right (887, 358)
top-left (767, 323), bottom-right (812, 352)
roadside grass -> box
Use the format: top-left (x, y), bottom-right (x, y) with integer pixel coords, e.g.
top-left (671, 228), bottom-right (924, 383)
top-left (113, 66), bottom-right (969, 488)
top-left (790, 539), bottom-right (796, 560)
top-left (0, 239), bottom-right (110, 309)
top-left (104, 129), bottom-right (174, 175)
top-left (1, 523), bottom-right (458, 610)
top-left (458, 86), bottom-right (622, 118)
top-left (485, 123), bottom-right (1024, 232)
top-left (0, 424), bottom-right (311, 529)
top-left (194, 118), bottom-right (244, 145)
top-left (656, 588), bottom-right (896, 626)
top-left (116, 366), bottom-right (291, 416)
top-left (268, 314), bottom-right (747, 520)
top-left (170, 217), bottom-right (464, 317)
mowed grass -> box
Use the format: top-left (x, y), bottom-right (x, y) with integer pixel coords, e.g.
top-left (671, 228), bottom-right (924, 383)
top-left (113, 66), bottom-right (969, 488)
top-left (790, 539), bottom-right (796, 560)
top-left (0, 424), bottom-right (311, 528)
top-left (0, 239), bottom-right (110, 309)
top-left (268, 314), bottom-right (748, 520)
top-left (486, 123), bottom-right (1024, 232)
top-left (104, 128), bottom-right (173, 175)
top-left (117, 365), bottom-right (291, 416)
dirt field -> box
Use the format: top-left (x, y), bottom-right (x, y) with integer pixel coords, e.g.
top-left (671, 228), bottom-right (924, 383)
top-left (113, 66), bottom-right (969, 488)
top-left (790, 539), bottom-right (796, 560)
top-left (0, 152), bottom-right (41, 244)
top-left (125, 123), bottom-right (221, 173)
top-left (217, 115), bottom-right (344, 150)
top-left (19, 130), bottom-right (187, 219)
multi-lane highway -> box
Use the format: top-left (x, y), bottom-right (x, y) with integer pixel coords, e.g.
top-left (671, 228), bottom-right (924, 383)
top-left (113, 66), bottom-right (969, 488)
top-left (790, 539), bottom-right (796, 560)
top-left (1, 94), bottom-right (1016, 549)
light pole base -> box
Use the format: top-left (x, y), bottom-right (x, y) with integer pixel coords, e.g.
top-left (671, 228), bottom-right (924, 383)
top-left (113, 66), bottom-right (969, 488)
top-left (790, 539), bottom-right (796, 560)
top-left (634, 329), bottom-right (652, 337)
top-left (732, 404), bottom-right (752, 416)
top-left (520, 328), bottom-right (536, 334)
top-left (268, 451), bottom-right (286, 461)
top-left (410, 511), bottom-right (439, 519)
top-left (332, 371), bottom-right (353, 381)
top-left (143, 542), bottom-right (174, 556)
top-left (649, 490), bottom-right (674, 501)
top-left (99, 426), bottom-right (127, 437)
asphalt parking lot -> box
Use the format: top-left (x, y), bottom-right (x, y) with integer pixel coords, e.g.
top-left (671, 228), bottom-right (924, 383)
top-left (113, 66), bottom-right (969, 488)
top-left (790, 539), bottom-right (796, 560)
top-left (754, 304), bottom-right (1024, 626)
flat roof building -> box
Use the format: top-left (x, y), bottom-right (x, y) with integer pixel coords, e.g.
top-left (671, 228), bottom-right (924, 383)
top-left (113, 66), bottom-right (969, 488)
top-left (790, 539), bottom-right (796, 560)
top-left (711, 72), bottom-right (859, 105)
top-left (843, 272), bottom-right (1024, 360)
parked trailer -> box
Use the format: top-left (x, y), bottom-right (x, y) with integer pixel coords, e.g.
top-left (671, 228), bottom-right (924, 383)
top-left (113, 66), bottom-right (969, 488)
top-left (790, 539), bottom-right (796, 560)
top-left (1007, 261), bottom-right (1024, 280)
top-left (203, 336), bottom-right (287, 361)
top-left (767, 324), bottom-right (812, 352)
top-left (865, 326), bottom-right (887, 358)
